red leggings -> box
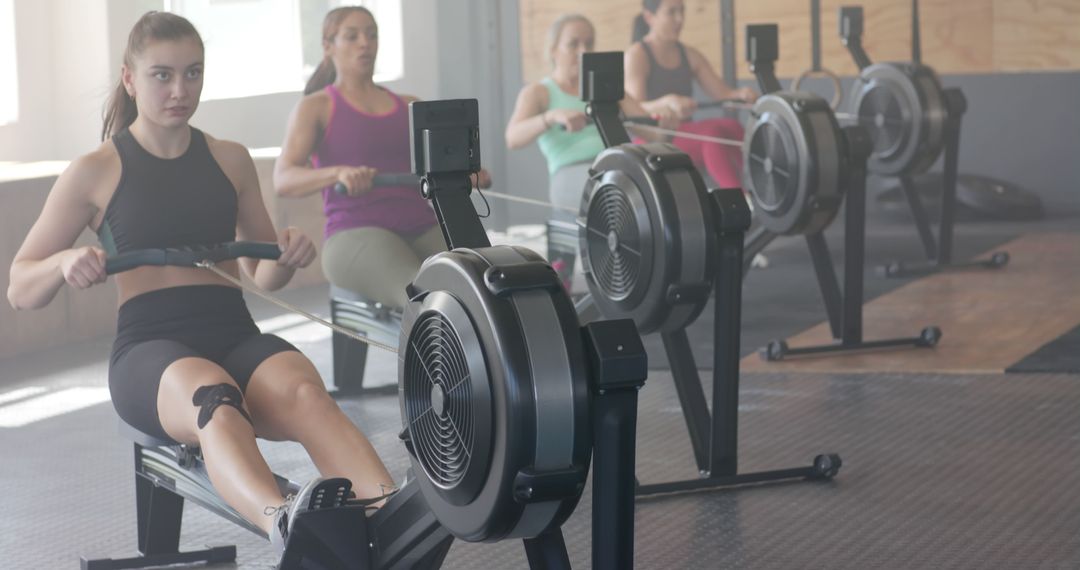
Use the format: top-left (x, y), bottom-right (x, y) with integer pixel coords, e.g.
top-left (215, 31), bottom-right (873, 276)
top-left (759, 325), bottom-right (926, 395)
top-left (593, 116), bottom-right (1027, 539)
top-left (671, 118), bottom-right (744, 189)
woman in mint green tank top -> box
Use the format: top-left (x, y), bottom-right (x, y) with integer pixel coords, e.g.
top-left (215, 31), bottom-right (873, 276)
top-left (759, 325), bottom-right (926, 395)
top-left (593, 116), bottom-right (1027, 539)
top-left (506, 14), bottom-right (673, 287)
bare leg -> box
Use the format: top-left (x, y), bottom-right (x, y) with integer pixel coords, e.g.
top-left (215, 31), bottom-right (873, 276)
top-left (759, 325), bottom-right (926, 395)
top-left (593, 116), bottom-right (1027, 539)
top-left (157, 357), bottom-right (284, 534)
top-left (244, 351), bottom-right (395, 502)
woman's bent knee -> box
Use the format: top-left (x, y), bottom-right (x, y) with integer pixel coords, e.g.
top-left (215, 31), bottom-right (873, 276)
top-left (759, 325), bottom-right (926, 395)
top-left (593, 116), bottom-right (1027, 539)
top-left (158, 361), bottom-right (248, 443)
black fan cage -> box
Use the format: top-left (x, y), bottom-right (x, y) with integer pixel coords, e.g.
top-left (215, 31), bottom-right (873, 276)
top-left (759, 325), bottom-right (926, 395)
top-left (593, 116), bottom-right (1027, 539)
top-left (748, 121), bottom-right (797, 212)
top-left (585, 185), bottom-right (642, 301)
top-left (403, 311), bottom-right (476, 488)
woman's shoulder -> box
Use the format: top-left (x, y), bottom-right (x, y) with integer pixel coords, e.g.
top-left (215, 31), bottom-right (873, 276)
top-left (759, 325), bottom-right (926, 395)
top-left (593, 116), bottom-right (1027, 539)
top-left (682, 43), bottom-right (709, 69)
top-left (285, 89), bottom-right (333, 133)
top-left (202, 132), bottom-right (247, 158)
top-left (393, 91), bottom-right (420, 105)
top-left (521, 81), bottom-right (550, 102)
top-left (626, 41), bottom-right (647, 58)
top-left (526, 80), bottom-right (550, 95)
top-left (49, 140), bottom-right (121, 206)
top-left (201, 132), bottom-right (254, 174)
top-left (624, 42), bottom-right (651, 71)
top-left (68, 139), bottom-right (121, 182)
top-left (298, 89), bottom-right (333, 113)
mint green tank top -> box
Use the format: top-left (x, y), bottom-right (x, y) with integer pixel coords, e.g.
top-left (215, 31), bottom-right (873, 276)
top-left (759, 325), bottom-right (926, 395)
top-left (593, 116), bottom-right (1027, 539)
top-left (536, 77), bottom-right (605, 175)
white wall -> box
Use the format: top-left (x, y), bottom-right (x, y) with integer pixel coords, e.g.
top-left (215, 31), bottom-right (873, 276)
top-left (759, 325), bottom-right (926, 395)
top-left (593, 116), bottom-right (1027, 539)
top-left (50, 0), bottom-right (111, 159)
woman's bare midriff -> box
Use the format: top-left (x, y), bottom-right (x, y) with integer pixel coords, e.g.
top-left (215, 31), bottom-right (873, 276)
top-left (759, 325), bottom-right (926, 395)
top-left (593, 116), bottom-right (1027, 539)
top-left (114, 262), bottom-right (244, 307)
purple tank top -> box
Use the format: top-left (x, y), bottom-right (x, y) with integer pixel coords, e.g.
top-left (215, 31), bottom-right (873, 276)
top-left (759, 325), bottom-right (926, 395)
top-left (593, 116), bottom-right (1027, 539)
top-left (313, 85), bottom-right (437, 239)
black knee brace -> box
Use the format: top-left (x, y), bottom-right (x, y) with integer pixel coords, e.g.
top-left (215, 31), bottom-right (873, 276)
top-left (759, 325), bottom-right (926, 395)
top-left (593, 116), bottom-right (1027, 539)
top-left (192, 383), bottom-right (253, 429)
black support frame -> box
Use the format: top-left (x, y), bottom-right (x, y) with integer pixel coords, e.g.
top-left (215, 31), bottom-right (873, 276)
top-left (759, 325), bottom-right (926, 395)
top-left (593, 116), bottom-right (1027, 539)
top-left (581, 52), bottom-right (839, 497)
top-left (637, 190), bottom-right (838, 495)
top-left (839, 5), bottom-right (1009, 279)
top-left (80, 443), bottom-right (238, 570)
top-left (745, 24), bottom-right (939, 361)
top-left (768, 127), bottom-right (938, 359)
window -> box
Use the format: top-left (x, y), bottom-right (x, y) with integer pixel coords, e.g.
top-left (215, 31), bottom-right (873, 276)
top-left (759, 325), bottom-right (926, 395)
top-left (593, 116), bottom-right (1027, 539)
top-left (165, 0), bottom-right (403, 102)
top-left (0, 0), bottom-right (18, 125)
top-left (166, 0), bottom-right (306, 101)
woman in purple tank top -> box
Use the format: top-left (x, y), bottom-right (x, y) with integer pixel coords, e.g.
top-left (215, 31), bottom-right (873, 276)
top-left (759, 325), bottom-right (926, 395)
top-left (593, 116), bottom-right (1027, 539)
top-left (275, 7), bottom-right (485, 309)
top-left (625, 0), bottom-right (757, 189)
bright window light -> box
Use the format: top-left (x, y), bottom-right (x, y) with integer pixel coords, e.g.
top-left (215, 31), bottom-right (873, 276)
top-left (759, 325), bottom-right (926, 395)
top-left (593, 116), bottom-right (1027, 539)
top-left (164, 0), bottom-right (403, 102)
top-left (0, 387), bottom-right (111, 428)
top-left (167, 0), bottom-right (306, 101)
top-left (0, 0), bottom-right (18, 125)
top-left (0, 387), bottom-right (46, 406)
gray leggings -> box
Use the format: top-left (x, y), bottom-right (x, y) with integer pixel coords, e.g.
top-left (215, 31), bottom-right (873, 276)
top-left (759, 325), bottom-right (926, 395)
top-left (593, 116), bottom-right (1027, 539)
top-left (548, 161), bottom-right (592, 223)
top-left (322, 225), bottom-right (446, 310)
top-left (547, 162), bottom-right (591, 284)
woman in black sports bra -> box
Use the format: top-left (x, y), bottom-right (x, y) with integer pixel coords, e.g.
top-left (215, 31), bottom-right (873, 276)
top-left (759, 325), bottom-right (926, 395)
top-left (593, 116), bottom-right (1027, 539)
top-left (625, 0), bottom-right (758, 190)
top-left (7, 11), bottom-right (392, 556)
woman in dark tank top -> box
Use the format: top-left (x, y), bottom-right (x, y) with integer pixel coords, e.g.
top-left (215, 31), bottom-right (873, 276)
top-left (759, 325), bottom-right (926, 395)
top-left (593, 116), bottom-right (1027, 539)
top-left (626, 0), bottom-right (758, 189)
top-left (7, 11), bottom-right (394, 561)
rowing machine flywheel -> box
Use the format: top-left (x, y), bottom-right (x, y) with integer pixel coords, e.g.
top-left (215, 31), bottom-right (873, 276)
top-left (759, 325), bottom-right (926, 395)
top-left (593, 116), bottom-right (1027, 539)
top-left (743, 92), bottom-right (845, 236)
top-left (848, 62), bottom-right (946, 177)
top-left (578, 143), bottom-right (717, 335)
top-left (400, 245), bottom-right (592, 542)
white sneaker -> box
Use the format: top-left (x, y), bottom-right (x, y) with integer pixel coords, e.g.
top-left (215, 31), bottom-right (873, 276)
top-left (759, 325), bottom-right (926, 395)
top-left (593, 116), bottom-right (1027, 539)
top-left (267, 477), bottom-right (352, 554)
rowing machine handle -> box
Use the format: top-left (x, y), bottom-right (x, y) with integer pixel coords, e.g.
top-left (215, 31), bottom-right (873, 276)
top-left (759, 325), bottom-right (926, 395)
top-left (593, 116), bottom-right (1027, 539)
top-left (105, 241), bottom-right (282, 275)
top-left (696, 98), bottom-right (748, 110)
top-left (333, 173), bottom-right (421, 195)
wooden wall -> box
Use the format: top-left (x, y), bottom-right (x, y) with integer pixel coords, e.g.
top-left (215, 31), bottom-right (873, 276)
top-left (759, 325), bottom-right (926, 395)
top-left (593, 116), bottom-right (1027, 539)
top-left (519, 0), bottom-right (1080, 84)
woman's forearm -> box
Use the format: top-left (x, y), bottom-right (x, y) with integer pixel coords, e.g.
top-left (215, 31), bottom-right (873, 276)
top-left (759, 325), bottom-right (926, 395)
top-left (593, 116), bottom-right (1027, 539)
top-left (506, 112), bottom-right (550, 150)
top-left (8, 252), bottom-right (70, 310)
top-left (252, 259), bottom-right (296, 292)
top-left (275, 163), bottom-right (342, 199)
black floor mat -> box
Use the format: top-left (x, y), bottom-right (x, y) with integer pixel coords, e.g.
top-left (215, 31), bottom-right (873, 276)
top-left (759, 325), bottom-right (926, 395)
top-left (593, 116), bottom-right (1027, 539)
top-left (1007, 324), bottom-right (1080, 374)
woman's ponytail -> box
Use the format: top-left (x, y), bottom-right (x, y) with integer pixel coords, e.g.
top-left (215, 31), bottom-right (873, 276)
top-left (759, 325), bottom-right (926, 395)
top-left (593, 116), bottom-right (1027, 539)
top-left (631, 13), bottom-right (650, 43)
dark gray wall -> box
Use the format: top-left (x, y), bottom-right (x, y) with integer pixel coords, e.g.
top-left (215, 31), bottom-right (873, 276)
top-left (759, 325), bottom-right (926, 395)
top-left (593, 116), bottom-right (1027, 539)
top-left (434, 1), bottom-right (523, 230)
top-left (941, 72), bottom-right (1080, 215)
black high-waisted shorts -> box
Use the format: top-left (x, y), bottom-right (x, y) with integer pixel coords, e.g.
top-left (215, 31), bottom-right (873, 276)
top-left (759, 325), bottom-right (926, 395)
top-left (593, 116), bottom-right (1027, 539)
top-left (109, 285), bottom-right (297, 442)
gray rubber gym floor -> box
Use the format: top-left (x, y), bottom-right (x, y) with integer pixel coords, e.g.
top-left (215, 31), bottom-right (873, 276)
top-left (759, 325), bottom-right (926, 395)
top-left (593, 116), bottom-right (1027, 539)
top-left (2, 213), bottom-right (1079, 569)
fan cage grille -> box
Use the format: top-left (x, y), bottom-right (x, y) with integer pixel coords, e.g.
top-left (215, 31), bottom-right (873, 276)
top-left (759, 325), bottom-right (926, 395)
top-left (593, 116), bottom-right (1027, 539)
top-left (585, 185), bottom-right (642, 301)
top-left (403, 311), bottom-right (475, 487)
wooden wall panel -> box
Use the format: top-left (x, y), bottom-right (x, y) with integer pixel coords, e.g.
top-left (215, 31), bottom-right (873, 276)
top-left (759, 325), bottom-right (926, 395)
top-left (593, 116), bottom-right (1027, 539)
top-left (518, 0), bottom-right (720, 84)
top-left (993, 0), bottom-right (1080, 72)
top-left (519, 0), bottom-right (1078, 86)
